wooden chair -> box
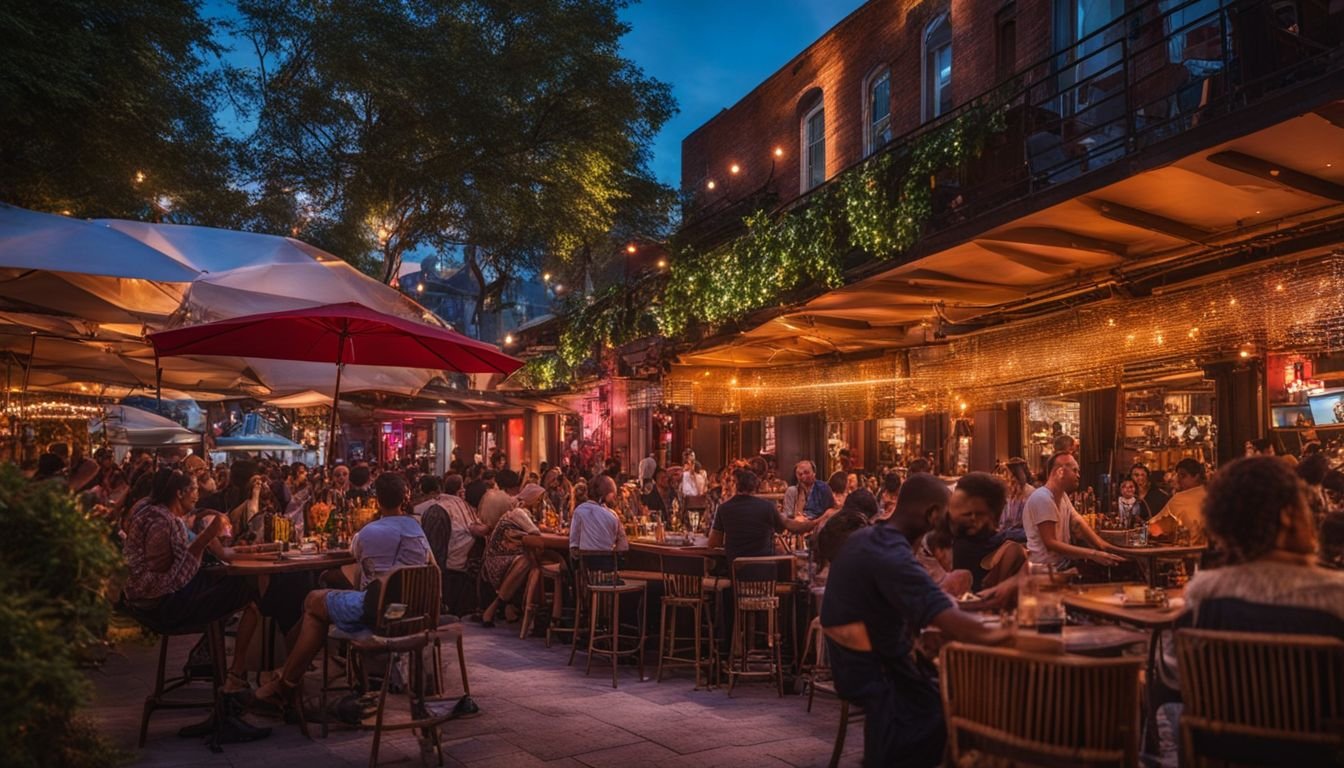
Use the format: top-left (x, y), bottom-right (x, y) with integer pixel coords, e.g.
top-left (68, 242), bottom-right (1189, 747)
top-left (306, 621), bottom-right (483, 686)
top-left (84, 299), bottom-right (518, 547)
top-left (829, 700), bottom-right (863, 768)
top-left (321, 565), bottom-right (462, 767)
top-left (940, 642), bottom-right (1142, 767)
top-left (1175, 629), bottom-right (1344, 767)
top-left (655, 554), bottom-right (716, 688)
top-left (726, 555), bottom-right (792, 697)
top-left (571, 550), bottom-right (647, 689)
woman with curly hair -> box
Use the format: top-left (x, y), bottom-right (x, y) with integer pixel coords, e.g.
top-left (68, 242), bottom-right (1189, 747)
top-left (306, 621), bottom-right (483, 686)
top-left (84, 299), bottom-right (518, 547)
top-left (1184, 456), bottom-right (1344, 635)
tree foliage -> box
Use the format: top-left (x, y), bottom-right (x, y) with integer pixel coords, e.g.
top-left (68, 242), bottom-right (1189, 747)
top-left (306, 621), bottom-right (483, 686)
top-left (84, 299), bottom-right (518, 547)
top-left (0, 0), bottom-right (244, 223)
top-left (231, 0), bottom-right (677, 284)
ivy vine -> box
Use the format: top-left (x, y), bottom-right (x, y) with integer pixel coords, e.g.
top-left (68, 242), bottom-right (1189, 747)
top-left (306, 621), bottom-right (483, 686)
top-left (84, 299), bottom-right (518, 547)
top-left (515, 100), bottom-right (1007, 389)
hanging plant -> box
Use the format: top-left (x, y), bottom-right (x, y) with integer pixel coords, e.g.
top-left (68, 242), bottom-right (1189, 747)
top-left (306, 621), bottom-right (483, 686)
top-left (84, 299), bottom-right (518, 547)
top-left (522, 99), bottom-right (1008, 389)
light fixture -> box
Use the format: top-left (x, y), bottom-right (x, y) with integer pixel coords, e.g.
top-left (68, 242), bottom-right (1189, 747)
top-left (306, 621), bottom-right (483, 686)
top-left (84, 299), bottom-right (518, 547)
top-left (415, 282), bottom-right (424, 292)
top-left (134, 171), bottom-right (145, 184)
top-left (773, 147), bottom-right (784, 158)
top-left (656, 258), bottom-right (667, 269)
top-left (1239, 349), bottom-right (1251, 358)
top-left (503, 333), bottom-right (514, 345)
top-left (626, 243), bottom-right (637, 254)
top-left (706, 179), bottom-right (716, 190)
top-left (729, 163), bottom-right (741, 175)
top-left (1269, 169), bottom-right (1280, 176)
top-left (543, 272), bottom-right (551, 282)
top-left (437, 399), bottom-right (447, 404)
top-left (554, 283), bottom-right (564, 293)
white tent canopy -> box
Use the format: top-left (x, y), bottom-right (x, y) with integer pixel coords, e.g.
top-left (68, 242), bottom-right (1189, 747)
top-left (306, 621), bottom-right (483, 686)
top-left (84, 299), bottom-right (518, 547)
top-left (0, 208), bottom-right (452, 397)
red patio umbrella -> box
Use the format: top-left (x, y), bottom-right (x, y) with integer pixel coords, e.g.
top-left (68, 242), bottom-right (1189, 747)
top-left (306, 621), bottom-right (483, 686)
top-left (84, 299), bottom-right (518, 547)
top-left (147, 302), bottom-right (523, 463)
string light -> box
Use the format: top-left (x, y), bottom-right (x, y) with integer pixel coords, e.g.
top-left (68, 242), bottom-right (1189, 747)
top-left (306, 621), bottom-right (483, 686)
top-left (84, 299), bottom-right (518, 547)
top-left (730, 163), bottom-right (741, 175)
top-left (664, 254), bottom-right (1344, 420)
top-left (774, 147), bottom-right (784, 158)
top-left (706, 180), bottom-right (716, 190)
top-left (626, 244), bottom-right (637, 254)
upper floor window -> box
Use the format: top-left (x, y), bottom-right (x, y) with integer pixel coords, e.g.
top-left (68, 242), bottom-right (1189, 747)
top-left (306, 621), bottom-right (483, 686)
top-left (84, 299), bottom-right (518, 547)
top-left (996, 4), bottom-right (1017, 82)
top-left (923, 14), bottom-right (953, 121)
top-left (865, 69), bottom-right (892, 155)
top-left (801, 100), bottom-right (826, 191)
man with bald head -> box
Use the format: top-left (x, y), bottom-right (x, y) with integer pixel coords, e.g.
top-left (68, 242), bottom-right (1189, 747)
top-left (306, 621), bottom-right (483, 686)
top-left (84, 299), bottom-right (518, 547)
top-left (820, 473), bottom-right (1009, 767)
top-left (782, 459), bottom-right (834, 520)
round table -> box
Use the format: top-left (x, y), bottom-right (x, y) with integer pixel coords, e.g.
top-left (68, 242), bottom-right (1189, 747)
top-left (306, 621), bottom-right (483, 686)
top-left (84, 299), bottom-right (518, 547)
top-left (219, 550), bottom-right (355, 576)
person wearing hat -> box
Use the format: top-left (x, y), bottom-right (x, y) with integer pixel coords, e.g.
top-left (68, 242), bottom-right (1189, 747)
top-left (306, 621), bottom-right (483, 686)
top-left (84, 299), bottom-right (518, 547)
top-left (478, 483), bottom-right (546, 627)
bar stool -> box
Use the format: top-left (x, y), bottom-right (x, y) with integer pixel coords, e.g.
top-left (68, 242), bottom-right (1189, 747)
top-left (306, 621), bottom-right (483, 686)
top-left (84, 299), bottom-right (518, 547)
top-left (829, 700), bottom-right (863, 768)
top-left (137, 627), bottom-right (216, 746)
top-left (726, 555), bottom-right (791, 697)
top-left (654, 554), bottom-right (716, 688)
top-left (574, 551), bottom-right (647, 689)
top-left (520, 555), bottom-right (569, 642)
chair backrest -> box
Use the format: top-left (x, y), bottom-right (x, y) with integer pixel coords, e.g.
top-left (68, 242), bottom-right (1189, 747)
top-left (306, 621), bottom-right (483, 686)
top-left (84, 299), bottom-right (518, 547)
top-left (660, 554), bottom-right (711, 599)
top-left (377, 563), bottom-right (441, 635)
top-left (575, 549), bottom-right (622, 587)
top-left (731, 555), bottom-right (793, 602)
top-left (940, 642), bottom-right (1142, 768)
top-left (1175, 629), bottom-right (1344, 763)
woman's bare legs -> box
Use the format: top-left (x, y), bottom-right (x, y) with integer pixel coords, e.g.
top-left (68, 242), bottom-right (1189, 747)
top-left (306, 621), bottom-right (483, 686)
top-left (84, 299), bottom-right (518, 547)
top-left (482, 558), bottom-right (534, 623)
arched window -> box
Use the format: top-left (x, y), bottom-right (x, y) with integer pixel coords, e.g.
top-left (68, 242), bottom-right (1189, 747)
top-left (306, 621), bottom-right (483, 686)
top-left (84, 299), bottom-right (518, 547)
top-left (923, 14), bottom-right (953, 121)
top-left (864, 68), bottom-right (892, 155)
top-left (800, 97), bottom-right (826, 191)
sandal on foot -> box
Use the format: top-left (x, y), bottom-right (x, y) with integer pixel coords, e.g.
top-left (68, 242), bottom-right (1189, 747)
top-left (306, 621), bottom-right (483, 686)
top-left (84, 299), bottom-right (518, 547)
top-left (223, 671), bottom-right (252, 694)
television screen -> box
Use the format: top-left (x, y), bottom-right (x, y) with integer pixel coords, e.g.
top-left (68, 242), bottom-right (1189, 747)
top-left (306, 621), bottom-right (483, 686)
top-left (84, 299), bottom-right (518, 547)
top-left (1271, 405), bottom-right (1312, 428)
top-left (1307, 391), bottom-right (1344, 426)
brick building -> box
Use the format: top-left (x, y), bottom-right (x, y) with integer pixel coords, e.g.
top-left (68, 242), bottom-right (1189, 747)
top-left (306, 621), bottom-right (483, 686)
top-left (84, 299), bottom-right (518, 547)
top-left (682, 0), bottom-right (1054, 210)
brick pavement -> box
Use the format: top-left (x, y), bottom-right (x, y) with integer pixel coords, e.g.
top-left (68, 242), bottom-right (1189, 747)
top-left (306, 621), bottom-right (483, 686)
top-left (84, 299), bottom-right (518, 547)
top-left (88, 623), bottom-right (861, 767)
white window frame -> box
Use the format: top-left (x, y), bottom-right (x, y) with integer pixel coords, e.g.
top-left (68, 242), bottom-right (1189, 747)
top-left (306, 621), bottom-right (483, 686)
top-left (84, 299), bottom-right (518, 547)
top-left (922, 13), bottom-right (953, 122)
top-left (800, 100), bottom-right (826, 192)
top-left (863, 67), bottom-right (892, 156)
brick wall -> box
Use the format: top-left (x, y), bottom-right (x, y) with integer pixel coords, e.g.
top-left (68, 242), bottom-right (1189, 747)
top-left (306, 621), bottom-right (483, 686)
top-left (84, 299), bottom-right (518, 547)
top-left (680, 0), bottom-right (1051, 212)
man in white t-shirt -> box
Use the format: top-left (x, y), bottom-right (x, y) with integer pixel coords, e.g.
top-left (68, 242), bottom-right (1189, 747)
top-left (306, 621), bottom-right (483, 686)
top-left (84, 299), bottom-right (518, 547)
top-left (1023, 452), bottom-right (1125, 572)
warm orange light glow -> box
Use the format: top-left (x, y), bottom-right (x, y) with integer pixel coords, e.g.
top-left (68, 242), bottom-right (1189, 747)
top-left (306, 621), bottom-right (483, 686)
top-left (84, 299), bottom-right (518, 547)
top-left (626, 244), bottom-right (637, 254)
top-left (656, 259), bottom-right (666, 269)
top-left (729, 163), bottom-right (741, 175)
top-left (706, 179), bottom-right (716, 190)
top-left (773, 147), bottom-right (784, 158)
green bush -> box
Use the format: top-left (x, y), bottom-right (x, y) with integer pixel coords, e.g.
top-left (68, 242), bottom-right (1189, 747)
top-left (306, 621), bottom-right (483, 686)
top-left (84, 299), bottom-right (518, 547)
top-left (0, 465), bottom-right (127, 766)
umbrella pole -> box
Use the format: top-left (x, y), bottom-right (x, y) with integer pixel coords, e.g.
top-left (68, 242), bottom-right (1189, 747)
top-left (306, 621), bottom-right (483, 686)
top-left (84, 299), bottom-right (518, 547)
top-left (19, 333), bottom-right (36, 426)
top-left (327, 330), bottom-right (347, 468)
top-left (154, 353), bottom-right (162, 412)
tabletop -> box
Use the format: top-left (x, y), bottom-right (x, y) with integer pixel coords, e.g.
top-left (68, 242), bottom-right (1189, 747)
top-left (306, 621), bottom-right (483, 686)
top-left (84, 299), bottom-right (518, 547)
top-left (219, 550), bottom-right (355, 576)
top-left (1061, 583), bottom-right (1186, 629)
top-left (1105, 543), bottom-right (1208, 559)
top-left (522, 532), bottom-right (725, 559)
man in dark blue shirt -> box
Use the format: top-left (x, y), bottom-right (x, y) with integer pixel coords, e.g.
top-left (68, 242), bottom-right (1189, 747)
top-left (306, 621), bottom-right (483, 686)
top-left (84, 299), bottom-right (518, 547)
top-left (821, 474), bottom-right (1008, 767)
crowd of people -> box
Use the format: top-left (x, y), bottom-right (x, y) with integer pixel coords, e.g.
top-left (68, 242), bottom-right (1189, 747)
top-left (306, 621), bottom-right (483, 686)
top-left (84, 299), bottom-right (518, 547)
top-left (18, 435), bottom-right (1344, 765)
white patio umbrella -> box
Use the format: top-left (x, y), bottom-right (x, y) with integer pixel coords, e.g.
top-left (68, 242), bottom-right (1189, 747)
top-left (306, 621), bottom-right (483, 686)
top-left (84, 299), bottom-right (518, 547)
top-left (92, 404), bottom-right (201, 447)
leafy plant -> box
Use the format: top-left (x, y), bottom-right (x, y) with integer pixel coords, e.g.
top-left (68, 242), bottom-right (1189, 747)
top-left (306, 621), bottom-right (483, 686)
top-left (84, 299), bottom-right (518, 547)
top-left (0, 466), bottom-right (126, 766)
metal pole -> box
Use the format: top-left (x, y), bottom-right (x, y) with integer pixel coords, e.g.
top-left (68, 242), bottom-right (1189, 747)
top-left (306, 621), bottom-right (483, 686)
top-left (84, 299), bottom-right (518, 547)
top-left (20, 333), bottom-right (36, 422)
top-left (326, 328), bottom-right (348, 468)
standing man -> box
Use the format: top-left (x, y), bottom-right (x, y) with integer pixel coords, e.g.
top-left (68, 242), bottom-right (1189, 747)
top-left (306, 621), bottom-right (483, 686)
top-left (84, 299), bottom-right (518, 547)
top-left (782, 460), bottom-right (835, 520)
top-left (1023, 453), bottom-right (1124, 575)
top-left (821, 474), bottom-right (1010, 767)
top-left (638, 451), bottom-right (658, 492)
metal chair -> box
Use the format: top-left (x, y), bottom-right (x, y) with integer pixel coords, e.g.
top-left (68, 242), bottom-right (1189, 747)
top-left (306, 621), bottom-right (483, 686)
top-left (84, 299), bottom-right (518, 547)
top-left (1175, 628), bottom-right (1344, 766)
top-left (726, 555), bottom-right (792, 697)
top-left (940, 641), bottom-right (1142, 767)
top-left (136, 627), bottom-right (216, 747)
top-left (654, 554), bottom-right (716, 688)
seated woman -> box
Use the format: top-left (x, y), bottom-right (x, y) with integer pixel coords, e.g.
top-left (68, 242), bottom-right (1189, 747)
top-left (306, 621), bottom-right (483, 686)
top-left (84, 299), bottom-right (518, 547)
top-left (1154, 457), bottom-right (1344, 766)
top-left (1182, 456), bottom-right (1344, 634)
top-left (123, 467), bottom-right (259, 693)
top-left (479, 484), bottom-right (547, 627)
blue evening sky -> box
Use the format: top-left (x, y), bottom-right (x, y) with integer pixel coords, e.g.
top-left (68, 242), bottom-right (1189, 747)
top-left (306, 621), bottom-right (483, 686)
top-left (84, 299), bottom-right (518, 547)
top-left (618, 1), bottom-right (864, 185)
top-left (205, 0), bottom-right (863, 188)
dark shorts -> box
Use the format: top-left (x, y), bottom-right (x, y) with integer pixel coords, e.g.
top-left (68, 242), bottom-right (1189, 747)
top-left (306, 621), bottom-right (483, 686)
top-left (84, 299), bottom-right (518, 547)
top-left (130, 569), bottom-right (258, 635)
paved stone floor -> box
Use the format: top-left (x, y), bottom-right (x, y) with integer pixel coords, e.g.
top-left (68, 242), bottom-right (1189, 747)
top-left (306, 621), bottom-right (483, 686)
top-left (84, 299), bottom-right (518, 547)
top-left (89, 624), bottom-right (861, 767)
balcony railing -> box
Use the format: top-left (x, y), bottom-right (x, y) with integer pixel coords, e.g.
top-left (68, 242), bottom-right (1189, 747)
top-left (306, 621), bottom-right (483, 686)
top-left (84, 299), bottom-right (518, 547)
top-left (685, 0), bottom-right (1343, 253)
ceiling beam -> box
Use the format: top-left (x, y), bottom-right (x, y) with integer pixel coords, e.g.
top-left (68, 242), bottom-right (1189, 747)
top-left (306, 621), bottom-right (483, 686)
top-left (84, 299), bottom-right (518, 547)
top-left (978, 226), bottom-right (1127, 255)
top-left (1082, 198), bottom-right (1213, 244)
top-left (1206, 150), bottom-right (1344, 202)
top-left (972, 241), bottom-right (1083, 274)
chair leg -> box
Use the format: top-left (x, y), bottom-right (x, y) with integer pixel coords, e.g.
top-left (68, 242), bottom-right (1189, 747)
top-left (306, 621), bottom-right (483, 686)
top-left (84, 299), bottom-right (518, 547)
top-left (829, 701), bottom-right (849, 768)
top-left (692, 602), bottom-right (703, 690)
top-left (568, 585), bottom-right (585, 667)
top-left (138, 634), bottom-right (171, 747)
top-left (636, 589), bottom-right (646, 684)
top-left (320, 642), bottom-right (330, 739)
top-left (610, 591), bottom-right (620, 689)
top-left (455, 635), bottom-right (470, 696)
top-left (655, 600), bottom-right (668, 683)
top-left (772, 609), bottom-right (783, 698)
top-left (369, 651), bottom-right (395, 768)
top-left (727, 608), bottom-right (740, 697)
top-left (584, 592), bottom-right (599, 677)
